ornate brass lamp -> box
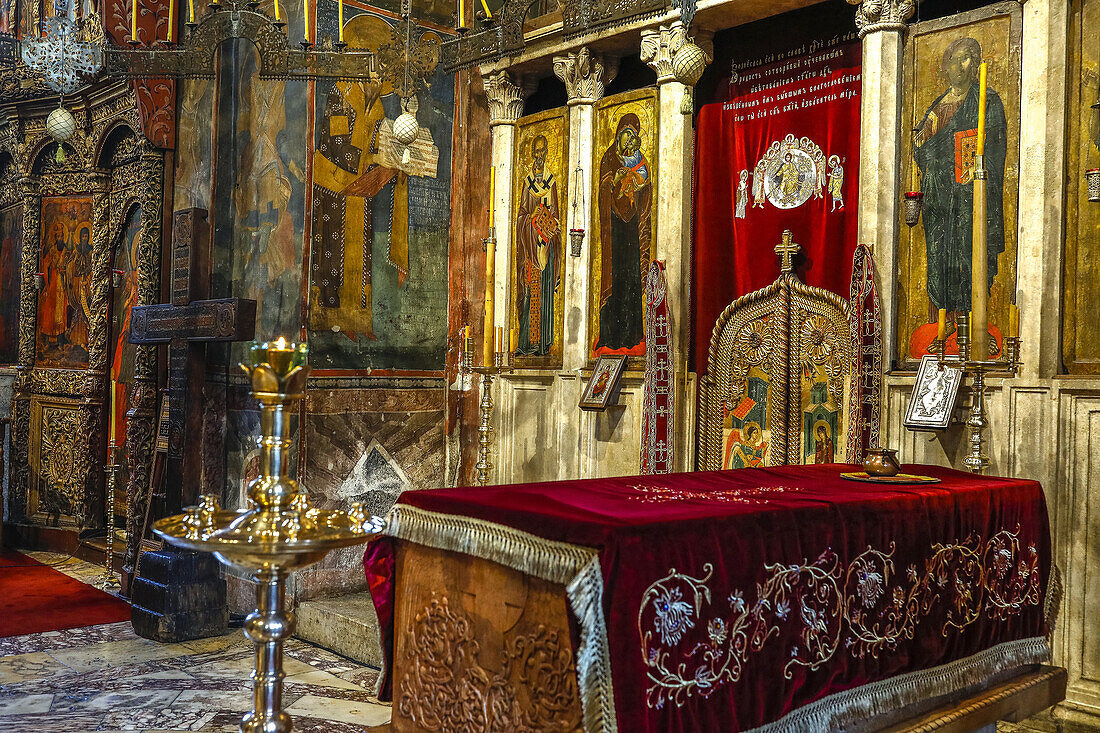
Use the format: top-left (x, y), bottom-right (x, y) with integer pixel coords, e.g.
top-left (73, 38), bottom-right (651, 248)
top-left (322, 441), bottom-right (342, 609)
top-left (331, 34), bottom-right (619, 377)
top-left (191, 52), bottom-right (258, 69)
top-left (153, 339), bottom-right (378, 733)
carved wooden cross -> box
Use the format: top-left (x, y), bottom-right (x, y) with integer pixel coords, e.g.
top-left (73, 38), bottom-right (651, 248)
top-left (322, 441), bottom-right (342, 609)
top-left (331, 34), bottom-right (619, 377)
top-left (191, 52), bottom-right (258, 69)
top-left (775, 229), bottom-right (801, 273)
top-left (129, 209), bottom-right (255, 513)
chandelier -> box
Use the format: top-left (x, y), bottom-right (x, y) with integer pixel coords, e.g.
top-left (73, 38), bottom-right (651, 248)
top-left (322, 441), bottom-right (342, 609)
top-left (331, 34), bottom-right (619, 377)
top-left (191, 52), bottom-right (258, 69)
top-left (19, 0), bottom-right (104, 93)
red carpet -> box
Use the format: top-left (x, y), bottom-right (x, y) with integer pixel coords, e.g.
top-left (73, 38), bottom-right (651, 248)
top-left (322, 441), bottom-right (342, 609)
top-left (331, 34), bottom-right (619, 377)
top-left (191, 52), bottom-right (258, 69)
top-left (0, 550), bottom-right (131, 638)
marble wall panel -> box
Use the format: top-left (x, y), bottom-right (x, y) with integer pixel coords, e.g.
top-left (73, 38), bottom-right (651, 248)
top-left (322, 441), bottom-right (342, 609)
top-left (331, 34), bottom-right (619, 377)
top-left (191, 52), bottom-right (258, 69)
top-left (295, 385), bottom-right (445, 601)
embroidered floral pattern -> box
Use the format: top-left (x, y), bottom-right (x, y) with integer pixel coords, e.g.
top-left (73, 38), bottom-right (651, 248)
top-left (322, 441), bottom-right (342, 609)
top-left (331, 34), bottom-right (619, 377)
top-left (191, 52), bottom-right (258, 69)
top-left (638, 529), bottom-right (1043, 709)
top-left (652, 587), bottom-right (696, 646)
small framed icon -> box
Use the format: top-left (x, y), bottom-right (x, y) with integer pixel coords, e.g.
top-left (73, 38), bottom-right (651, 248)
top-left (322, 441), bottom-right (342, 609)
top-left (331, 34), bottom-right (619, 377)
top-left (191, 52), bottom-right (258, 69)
top-left (904, 355), bottom-right (963, 432)
top-left (579, 355), bottom-right (627, 411)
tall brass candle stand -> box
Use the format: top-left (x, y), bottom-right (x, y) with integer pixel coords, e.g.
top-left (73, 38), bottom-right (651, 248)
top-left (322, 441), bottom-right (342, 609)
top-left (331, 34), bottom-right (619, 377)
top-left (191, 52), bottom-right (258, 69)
top-left (936, 313), bottom-right (1021, 474)
top-left (153, 340), bottom-right (377, 733)
top-left (96, 442), bottom-right (122, 591)
top-left (465, 338), bottom-right (511, 487)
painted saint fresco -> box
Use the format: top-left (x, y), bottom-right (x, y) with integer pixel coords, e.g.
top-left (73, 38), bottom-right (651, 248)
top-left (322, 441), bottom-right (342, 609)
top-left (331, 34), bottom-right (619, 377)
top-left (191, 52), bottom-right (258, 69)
top-left (36, 196), bottom-right (93, 369)
top-left (590, 89), bottom-right (657, 359)
top-left (109, 205), bottom-right (141, 486)
top-left (511, 108), bottom-right (567, 367)
top-left (898, 6), bottom-right (1020, 365)
top-left (0, 204), bottom-right (22, 364)
top-left (308, 10), bottom-right (452, 371)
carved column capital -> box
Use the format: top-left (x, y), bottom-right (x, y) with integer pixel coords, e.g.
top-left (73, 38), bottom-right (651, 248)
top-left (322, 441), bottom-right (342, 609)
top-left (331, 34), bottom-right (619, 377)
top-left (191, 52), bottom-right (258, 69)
top-left (553, 47), bottom-right (613, 106)
top-left (846, 0), bottom-right (915, 37)
top-left (640, 21), bottom-right (688, 84)
top-left (483, 71), bottom-right (524, 127)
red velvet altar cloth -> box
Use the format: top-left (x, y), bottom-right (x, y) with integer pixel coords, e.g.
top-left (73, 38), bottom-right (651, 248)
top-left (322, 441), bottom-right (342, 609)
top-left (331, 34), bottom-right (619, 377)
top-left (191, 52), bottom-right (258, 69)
top-left (366, 464), bottom-right (1051, 732)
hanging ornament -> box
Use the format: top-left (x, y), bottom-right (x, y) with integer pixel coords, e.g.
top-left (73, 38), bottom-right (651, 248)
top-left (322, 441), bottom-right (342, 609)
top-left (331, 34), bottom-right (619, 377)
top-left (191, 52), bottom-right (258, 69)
top-left (46, 103), bottom-right (76, 163)
top-left (393, 110), bottom-right (419, 166)
top-left (671, 38), bottom-right (708, 115)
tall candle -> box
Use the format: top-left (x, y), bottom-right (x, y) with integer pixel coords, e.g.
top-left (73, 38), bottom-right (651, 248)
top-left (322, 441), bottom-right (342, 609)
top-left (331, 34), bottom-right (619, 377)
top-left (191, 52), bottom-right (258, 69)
top-left (970, 62), bottom-right (990, 361)
top-left (1009, 304), bottom-right (1019, 338)
top-left (131, 0), bottom-right (138, 42)
top-left (483, 237), bottom-right (495, 367)
top-left (478, 0), bottom-right (491, 18)
top-left (188, 0), bottom-right (194, 23)
top-left (167, 0), bottom-right (174, 40)
top-left (338, 0), bottom-right (344, 42)
top-left (109, 380), bottom-right (118, 446)
top-left (458, 0), bottom-right (464, 26)
top-left (488, 166), bottom-right (495, 226)
top-left (304, 0), bottom-right (310, 41)
top-left (937, 308), bottom-right (946, 343)
top-left (273, 0), bottom-right (280, 21)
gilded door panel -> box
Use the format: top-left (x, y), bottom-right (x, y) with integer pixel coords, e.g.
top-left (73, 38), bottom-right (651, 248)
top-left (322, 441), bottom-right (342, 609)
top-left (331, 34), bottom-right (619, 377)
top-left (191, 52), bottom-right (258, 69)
top-left (787, 278), bottom-right (851, 465)
top-left (697, 281), bottom-right (789, 471)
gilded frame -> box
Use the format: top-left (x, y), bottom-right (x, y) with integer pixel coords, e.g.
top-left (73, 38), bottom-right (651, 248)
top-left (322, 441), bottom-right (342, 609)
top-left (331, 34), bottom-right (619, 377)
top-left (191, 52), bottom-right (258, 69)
top-left (896, 3), bottom-right (1022, 368)
top-left (510, 105), bottom-right (569, 369)
top-left (588, 87), bottom-right (659, 367)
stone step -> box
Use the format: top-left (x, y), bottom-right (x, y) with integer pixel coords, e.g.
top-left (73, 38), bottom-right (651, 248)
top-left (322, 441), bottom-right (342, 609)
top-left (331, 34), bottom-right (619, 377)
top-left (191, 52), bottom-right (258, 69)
top-left (295, 591), bottom-right (383, 669)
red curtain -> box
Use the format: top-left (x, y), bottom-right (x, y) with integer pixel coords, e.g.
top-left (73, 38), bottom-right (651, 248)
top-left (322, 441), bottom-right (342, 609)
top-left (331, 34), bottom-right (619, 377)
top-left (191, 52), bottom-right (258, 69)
top-left (693, 42), bottom-right (862, 370)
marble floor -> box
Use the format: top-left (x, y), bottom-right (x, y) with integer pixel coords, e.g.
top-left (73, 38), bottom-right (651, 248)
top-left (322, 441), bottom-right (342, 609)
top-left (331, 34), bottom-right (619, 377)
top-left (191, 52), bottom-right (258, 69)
top-left (0, 553), bottom-right (392, 732)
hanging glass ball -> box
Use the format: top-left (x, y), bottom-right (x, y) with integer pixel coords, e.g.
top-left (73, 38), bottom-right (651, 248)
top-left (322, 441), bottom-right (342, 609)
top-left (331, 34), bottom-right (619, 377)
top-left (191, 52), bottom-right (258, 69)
top-left (46, 106), bottom-right (76, 144)
top-left (672, 41), bottom-right (708, 88)
top-left (393, 111), bottom-right (420, 146)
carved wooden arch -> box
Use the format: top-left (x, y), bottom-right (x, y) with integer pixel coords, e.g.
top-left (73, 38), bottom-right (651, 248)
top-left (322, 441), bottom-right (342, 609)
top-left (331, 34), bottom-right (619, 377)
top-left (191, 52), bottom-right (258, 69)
top-left (6, 87), bottom-right (165, 531)
top-left (94, 119), bottom-right (140, 170)
top-left (28, 140), bottom-right (86, 175)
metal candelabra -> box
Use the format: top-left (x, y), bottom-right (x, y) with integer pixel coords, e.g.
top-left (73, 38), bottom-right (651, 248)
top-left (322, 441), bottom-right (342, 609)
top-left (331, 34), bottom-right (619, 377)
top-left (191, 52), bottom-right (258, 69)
top-left (935, 312), bottom-right (1021, 474)
top-left (152, 339), bottom-right (379, 733)
top-left (464, 340), bottom-right (511, 487)
top-left (97, 442), bottom-right (121, 591)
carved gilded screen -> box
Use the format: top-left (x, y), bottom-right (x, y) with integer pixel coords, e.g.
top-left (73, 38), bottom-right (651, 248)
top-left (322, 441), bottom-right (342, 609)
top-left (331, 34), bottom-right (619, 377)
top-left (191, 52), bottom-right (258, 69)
top-left (589, 87), bottom-right (658, 361)
top-left (510, 106), bottom-right (568, 369)
top-left (697, 282), bottom-right (789, 471)
top-left (1063, 0), bottom-right (1100, 373)
top-left (897, 4), bottom-right (1021, 368)
top-left (29, 396), bottom-right (88, 523)
top-left (0, 203), bottom-right (22, 364)
top-left (788, 281), bottom-right (850, 465)
top-left (36, 195), bottom-right (94, 369)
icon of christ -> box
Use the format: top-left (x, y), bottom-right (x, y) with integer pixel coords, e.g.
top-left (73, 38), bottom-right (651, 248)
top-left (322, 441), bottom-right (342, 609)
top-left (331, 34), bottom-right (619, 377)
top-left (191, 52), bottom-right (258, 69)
top-left (515, 134), bottom-right (560, 356)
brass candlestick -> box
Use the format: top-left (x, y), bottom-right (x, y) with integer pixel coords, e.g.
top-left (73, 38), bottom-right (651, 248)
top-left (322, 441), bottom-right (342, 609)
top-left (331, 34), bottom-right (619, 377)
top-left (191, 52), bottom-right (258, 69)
top-left (97, 443), bottom-right (122, 591)
top-left (936, 313), bottom-right (1021, 474)
top-left (153, 339), bottom-right (378, 733)
top-left (464, 339), bottom-right (511, 486)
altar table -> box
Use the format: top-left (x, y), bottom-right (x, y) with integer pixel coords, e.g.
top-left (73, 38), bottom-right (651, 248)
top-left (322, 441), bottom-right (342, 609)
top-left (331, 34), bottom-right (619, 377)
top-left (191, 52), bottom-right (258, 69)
top-left (365, 464), bottom-right (1059, 732)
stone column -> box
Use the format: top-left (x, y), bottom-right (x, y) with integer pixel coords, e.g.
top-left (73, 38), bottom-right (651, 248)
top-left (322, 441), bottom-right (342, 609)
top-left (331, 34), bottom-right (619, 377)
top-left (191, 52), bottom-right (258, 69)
top-left (553, 48), bottom-right (612, 480)
top-left (847, 0), bottom-right (914, 371)
top-left (553, 47), bottom-right (612, 371)
top-left (483, 70), bottom-right (524, 343)
top-left (1016, 0), bottom-right (1068, 379)
top-left (641, 21), bottom-right (709, 471)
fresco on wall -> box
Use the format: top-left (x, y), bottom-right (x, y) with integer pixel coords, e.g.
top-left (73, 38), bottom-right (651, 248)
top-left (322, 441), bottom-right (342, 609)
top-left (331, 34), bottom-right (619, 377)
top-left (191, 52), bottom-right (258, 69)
top-left (36, 196), bottom-right (93, 369)
top-left (589, 88), bottom-right (658, 360)
top-left (307, 10), bottom-right (453, 371)
top-left (510, 108), bottom-right (568, 368)
top-left (0, 204), bottom-right (22, 364)
top-left (173, 79), bottom-right (216, 212)
top-left (109, 204), bottom-right (141, 487)
top-left (898, 5), bottom-right (1021, 366)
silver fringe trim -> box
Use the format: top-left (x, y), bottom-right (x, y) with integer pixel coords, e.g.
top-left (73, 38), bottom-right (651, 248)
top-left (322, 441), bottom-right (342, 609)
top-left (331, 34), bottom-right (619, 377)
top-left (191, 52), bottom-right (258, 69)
top-left (746, 636), bottom-right (1051, 733)
top-left (382, 504), bottom-right (618, 733)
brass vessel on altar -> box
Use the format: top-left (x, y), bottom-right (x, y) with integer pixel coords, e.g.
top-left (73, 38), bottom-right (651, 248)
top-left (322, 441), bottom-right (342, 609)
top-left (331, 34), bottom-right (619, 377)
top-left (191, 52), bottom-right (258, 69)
top-left (153, 339), bottom-right (379, 733)
top-left (862, 447), bottom-right (901, 477)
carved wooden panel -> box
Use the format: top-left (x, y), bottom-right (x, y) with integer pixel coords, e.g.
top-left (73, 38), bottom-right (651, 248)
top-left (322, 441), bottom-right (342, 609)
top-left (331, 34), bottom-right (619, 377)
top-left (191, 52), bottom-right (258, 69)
top-left (393, 542), bottom-right (583, 733)
top-left (28, 395), bottom-right (89, 524)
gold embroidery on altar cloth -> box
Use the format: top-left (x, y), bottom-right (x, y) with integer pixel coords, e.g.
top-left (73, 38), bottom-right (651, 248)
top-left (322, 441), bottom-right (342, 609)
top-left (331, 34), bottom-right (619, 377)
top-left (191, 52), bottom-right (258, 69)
top-left (638, 529), bottom-right (1042, 710)
top-left (628, 484), bottom-right (799, 504)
